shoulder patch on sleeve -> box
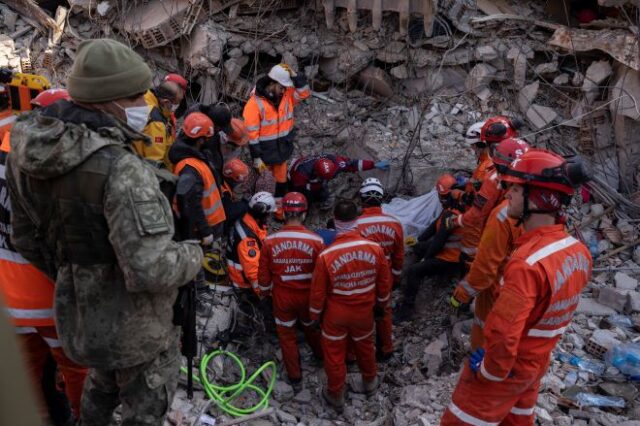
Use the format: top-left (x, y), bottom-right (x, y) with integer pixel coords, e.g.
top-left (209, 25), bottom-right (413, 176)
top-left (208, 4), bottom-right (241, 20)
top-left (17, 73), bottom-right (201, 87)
top-left (248, 249), bottom-right (257, 257)
top-left (154, 136), bottom-right (164, 144)
top-left (247, 240), bottom-right (256, 247)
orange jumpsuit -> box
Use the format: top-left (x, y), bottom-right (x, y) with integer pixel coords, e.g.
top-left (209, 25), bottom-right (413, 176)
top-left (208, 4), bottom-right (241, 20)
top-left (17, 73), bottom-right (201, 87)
top-left (453, 200), bottom-right (522, 350)
top-left (258, 225), bottom-right (325, 380)
top-left (356, 206), bottom-right (404, 355)
top-left (309, 231), bottom-right (392, 396)
top-left (458, 169), bottom-right (503, 259)
top-left (0, 139), bottom-right (87, 418)
top-left (226, 213), bottom-right (268, 297)
top-left (441, 224), bottom-right (592, 426)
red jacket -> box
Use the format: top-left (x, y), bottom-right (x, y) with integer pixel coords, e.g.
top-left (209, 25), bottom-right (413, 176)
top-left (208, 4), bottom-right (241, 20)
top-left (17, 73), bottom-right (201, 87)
top-left (356, 206), bottom-right (404, 281)
top-left (258, 224), bottom-right (325, 294)
top-left (309, 231), bottom-right (392, 320)
top-left (478, 224), bottom-right (591, 382)
top-left (289, 154), bottom-right (375, 192)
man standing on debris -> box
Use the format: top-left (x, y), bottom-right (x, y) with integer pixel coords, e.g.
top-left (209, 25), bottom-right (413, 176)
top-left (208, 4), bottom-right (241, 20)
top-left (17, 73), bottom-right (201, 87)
top-left (355, 178), bottom-right (403, 360)
top-left (5, 39), bottom-right (203, 425)
top-left (450, 138), bottom-right (529, 350)
top-left (169, 112), bottom-right (226, 244)
top-left (309, 200), bottom-right (392, 412)
top-left (395, 174), bottom-right (466, 322)
top-left (243, 64), bottom-right (310, 219)
top-left (445, 116), bottom-right (519, 262)
top-left (441, 149), bottom-right (591, 426)
top-left (258, 192), bottom-right (325, 385)
top-left (134, 77), bottom-right (185, 169)
top-left (227, 191), bottom-right (275, 297)
top-left (289, 154), bottom-right (390, 208)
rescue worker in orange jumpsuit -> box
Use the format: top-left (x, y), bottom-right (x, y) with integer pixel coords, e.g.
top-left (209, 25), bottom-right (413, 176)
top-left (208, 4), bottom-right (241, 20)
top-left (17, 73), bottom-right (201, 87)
top-left (450, 138), bottom-right (530, 350)
top-left (221, 158), bottom-right (250, 228)
top-left (258, 192), bottom-right (325, 385)
top-left (441, 149), bottom-right (592, 426)
top-left (395, 174), bottom-right (466, 322)
top-left (309, 200), bottom-right (393, 412)
top-left (243, 64), bottom-right (311, 219)
top-left (445, 117), bottom-right (519, 262)
top-left (355, 178), bottom-right (403, 360)
top-left (169, 112), bottom-right (226, 244)
top-left (0, 94), bottom-right (87, 423)
top-left (227, 192), bottom-right (275, 296)
top-left (464, 121), bottom-right (490, 193)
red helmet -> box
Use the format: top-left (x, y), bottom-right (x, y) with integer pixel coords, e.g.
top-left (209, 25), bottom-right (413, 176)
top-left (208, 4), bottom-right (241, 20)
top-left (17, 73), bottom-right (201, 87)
top-left (435, 174), bottom-right (457, 196)
top-left (480, 116), bottom-right (518, 144)
top-left (492, 138), bottom-right (530, 171)
top-left (183, 112), bottom-right (214, 138)
top-left (282, 192), bottom-right (308, 213)
top-left (227, 118), bottom-right (249, 146)
top-left (31, 88), bottom-right (70, 108)
top-left (501, 149), bottom-right (574, 195)
top-left (222, 158), bottom-right (249, 183)
top-left (164, 73), bottom-right (188, 92)
top-left (314, 157), bottom-right (338, 180)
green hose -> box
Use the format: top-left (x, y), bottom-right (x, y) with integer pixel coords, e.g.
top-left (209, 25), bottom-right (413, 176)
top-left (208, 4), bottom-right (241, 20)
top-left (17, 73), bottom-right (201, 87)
top-left (181, 350), bottom-right (277, 417)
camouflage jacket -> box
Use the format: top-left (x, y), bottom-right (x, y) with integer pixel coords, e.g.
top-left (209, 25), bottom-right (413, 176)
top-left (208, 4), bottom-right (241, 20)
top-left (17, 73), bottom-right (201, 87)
top-left (6, 103), bottom-right (203, 369)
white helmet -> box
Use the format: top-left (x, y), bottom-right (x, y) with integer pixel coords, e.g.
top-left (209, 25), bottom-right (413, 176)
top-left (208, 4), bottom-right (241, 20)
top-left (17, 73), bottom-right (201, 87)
top-left (249, 191), bottom-right (276, 213)
top-left (359, 177), bottom-right (384, 198)
top-left (268, 64), bottom-right (294, 87)
top-left (465, 121), bottom-right (486, 145)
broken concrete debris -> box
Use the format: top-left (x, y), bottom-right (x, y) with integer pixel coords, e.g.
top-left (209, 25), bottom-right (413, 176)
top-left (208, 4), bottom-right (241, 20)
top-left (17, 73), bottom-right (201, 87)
top-left (1, 0), bottom-right (640, 424)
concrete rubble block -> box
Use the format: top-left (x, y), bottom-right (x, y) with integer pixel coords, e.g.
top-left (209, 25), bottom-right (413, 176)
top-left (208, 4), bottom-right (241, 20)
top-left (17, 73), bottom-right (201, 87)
top-left (319, 45), bottom-right (374, 84)
top-left (506, 45), bottom-right (534, 88)
top-left (423, 333), bottom-right (447, 376)
top-left (609, 65), bottom-right (640, 121)
top-left (272, 380), bottom-right (294, 401)
top-left (276, 409), bottom-right (297, 423)
top-left (577, 295), bottom-right (617, 315)
top-left (293, 388), bottom-right (312, 403)
top-left (589, 329), bottom-right (621, 353)
top-left (390, 64), bottom-right (409, 79)
top-left (597, 287), bottom-right (629, 312)
top-left (614, 272), bottom-right (638, 291)
top-left (583, 60), bottom-right (613, 90)
top-left (465, 63), bottom-right (496, 93)
top-left (3, 7), bottom-right (18, 32)
top-left (182, 24), bottom-right (228, 69)
top-left (628, 291), bottom-right (640, 313)
top-left (518, 81), bottom-right (539, 114)
top-left (475, 45), bottom-right (498, 62)
top-left (534, 62), bottom-right (559, 75)
top-left (376, 41), bottom-right (406, 63)
top-left (525, 104), bottom-right (557, 129)
top-left (553, 73), bottom-right (570, 85)
top-left (358, 66), bottom-right (394, 97)
top-left (223, 56), bottom-right (249, 84)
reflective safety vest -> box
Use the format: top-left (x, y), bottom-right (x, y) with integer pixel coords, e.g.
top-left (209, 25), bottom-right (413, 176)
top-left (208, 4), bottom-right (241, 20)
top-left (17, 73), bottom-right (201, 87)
top-left (0, 136), bottom-right (56, 327)
top-left (243, 85), bottom-right (310, 165)
top-left (173, 158), bottom-right (226, 227)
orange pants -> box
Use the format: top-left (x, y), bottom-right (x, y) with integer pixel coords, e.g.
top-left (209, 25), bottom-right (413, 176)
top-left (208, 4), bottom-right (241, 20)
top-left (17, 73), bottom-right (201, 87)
top-left (17, 326), bottom-right (88, 419)
top-left (440, 361), bottom-right (545, 426)
top-left (375, 305), bottom-right (393, 355)
top-left (272, 287), bottom-right (322, 381)
top-left (321, 304), bottom-right (376, 395)
top-left (268, 162), bottom-right (288, 184)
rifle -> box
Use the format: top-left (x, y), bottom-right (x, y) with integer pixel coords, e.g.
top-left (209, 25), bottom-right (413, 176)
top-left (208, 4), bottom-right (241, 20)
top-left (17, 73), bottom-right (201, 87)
top-left (173, 271), bottom-right (201, 399)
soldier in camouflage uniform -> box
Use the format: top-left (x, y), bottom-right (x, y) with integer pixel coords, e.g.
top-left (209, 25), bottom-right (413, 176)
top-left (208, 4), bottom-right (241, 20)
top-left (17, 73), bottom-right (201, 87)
top-left (5, 39), bottom-right (203, 425)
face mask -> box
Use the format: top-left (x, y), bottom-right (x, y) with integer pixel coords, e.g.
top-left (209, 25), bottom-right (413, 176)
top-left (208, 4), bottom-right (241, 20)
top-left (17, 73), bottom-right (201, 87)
top-left (115, 102), bottom-right (150, 132)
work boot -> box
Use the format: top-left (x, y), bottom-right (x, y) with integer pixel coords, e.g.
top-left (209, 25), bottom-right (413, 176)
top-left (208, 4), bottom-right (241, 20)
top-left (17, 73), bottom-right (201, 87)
top-left (289, 377), bottom-right (303, 393)
top-left (363, 376), bottom-right (379, 396)
top-left (322, 387), bottom-right (345, 413)
top-left (393, 302), bottom-right (415, 323)
top-left (376, 350), bottom-right (393, 362)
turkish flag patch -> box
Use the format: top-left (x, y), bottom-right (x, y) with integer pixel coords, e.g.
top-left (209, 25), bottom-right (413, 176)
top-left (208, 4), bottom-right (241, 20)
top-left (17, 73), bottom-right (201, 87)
top-left (247, 241), bottom-right (256, 247)
top-left (154, 137), bottom-right (164, 144)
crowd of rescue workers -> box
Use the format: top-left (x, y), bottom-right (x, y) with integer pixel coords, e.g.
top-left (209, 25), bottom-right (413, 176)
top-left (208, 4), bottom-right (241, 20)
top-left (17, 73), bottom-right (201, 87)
top-left (0, 38), bottom-right (594, 426)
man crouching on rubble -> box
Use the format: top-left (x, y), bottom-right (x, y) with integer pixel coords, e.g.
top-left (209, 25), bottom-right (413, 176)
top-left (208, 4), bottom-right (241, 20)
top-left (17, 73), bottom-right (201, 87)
top-left (6, 39), bottom-right (203, 425)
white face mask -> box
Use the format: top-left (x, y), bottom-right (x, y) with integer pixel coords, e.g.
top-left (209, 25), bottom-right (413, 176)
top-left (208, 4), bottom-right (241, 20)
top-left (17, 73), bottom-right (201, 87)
top-left (115, 102), bottom-right (150, 132)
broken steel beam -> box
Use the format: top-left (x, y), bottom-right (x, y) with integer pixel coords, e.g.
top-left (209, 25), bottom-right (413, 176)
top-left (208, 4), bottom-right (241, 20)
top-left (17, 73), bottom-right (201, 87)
top-left (322, 0), bottom-right (436, 37)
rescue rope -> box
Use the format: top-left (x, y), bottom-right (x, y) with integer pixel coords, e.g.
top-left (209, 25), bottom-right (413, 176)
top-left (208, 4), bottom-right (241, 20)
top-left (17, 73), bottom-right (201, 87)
top-left (180, 350), bottom-right (277, 418)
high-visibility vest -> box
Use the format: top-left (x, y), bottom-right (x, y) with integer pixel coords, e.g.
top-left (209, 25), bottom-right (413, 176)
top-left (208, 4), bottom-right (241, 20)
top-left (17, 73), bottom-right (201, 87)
top-left (0, 134), bottom-right (56, 327)
top-left (173, 157), bottom-right (226, 227)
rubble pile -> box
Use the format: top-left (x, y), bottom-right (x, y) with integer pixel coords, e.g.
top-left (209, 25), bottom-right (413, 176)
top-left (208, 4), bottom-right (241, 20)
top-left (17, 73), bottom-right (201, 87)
top-left (1, 0), bottom-right (640, 424)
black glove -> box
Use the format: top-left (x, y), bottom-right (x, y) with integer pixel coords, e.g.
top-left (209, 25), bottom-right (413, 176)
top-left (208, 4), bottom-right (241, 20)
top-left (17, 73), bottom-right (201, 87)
top-left (292, 73), bottom-right (308, 89)
top-left (0, 68), bottom-right (13, 84)
top-left (374, 305), bottom-right (385, 320)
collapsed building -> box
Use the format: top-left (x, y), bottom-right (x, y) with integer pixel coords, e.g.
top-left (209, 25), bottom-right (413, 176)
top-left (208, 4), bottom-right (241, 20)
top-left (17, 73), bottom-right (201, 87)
top-left (1, 0), bottom-right (640, 424)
